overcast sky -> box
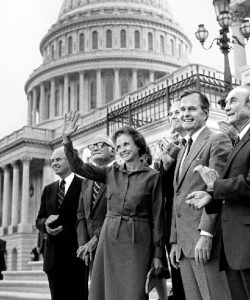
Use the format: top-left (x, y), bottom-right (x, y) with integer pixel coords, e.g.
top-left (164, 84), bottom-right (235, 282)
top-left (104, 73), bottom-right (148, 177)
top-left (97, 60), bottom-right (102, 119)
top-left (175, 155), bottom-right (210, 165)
top-left (0, 0), bottom-right (249, 139)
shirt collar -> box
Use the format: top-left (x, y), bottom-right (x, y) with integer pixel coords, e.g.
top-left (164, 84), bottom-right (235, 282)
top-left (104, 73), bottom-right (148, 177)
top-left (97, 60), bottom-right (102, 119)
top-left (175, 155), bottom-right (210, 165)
top-left (188, 125), bottom-right (206, 143)
top-left (60, 172), bottom-right (74, 185)
top-left (238, 122), bottom-right (250, 140)
top-left (117, 160), bottom-right (149, 173)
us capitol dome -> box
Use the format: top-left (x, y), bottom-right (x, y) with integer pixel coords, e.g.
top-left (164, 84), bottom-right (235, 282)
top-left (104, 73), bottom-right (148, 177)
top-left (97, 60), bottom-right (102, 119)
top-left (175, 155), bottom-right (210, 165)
top-left (25, 0), bottom-right (191, 129)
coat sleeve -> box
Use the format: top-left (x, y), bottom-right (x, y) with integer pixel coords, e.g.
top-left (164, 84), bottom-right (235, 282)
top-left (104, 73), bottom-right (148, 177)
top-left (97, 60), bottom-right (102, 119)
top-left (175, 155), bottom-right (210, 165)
top-left (198, 133), bottom-right (232, 234)
top-left (151, 172), bottom-right (164, 258)
top-left (36, 186), bottom-right (48, 233)
top-left (76, 187), bottom-right (89, 247)
top-left (214, 171), bottom-right (250, 201)
top-left (64, 141), bottom-right (107, 184)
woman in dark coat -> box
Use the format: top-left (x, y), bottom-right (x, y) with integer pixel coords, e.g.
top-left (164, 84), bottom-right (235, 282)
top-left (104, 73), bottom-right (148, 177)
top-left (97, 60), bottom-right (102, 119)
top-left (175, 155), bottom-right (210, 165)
top-left (62, 111), bottom-right (164, 300)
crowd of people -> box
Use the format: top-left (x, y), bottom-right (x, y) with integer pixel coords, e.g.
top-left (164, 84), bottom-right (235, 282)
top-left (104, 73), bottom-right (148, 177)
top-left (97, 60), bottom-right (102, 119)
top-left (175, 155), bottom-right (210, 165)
top-left (36, 83), bottom-right (250, 300)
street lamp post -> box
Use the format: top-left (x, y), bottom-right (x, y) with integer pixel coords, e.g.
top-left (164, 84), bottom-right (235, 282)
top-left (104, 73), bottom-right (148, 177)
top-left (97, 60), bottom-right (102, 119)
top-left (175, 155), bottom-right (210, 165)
top-left (195, 0), bottom-right (250, 99)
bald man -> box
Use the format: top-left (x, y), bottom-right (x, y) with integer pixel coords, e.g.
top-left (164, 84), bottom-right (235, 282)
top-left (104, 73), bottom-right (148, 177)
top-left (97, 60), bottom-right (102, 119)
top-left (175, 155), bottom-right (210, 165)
top-left (36, 148), bottom-right (88, 300)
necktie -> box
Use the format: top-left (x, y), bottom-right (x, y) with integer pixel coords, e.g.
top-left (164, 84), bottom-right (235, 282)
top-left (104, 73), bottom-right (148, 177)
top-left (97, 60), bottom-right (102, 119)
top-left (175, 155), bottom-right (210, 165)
top-left (58, 179), bottom-right (65, 209)
top-left (185, 137), bottom-right (193, 156)
top-left (92, 181), bottom-right (101, 207)
top-left (180, 138), bottom-right (187, 147)
top-left (233, 135), bottom-right (240, 148)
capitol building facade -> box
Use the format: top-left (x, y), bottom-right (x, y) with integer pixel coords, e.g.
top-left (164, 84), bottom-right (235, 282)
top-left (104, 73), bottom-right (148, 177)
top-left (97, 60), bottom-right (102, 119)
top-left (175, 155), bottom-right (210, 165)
top-left (0, 0), bottom-right (249, 273)
top-left (0, 0), bottom-right (192, 271)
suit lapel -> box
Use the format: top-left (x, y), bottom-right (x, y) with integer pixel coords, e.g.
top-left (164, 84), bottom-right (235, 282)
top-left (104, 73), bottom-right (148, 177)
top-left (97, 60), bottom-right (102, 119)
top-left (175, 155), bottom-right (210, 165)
top-left (222, 129), bottom-right (250, 177)
top-left (50, 181), bottom-right (59, 212)
top-left (85, 180), bottom-right (94, 218)
top-left (174, 147), bottom-right (186, 185)
top-left (177, 127), bottom-right (211, 188)
top-left (92, 183), bottom-right (106, 212)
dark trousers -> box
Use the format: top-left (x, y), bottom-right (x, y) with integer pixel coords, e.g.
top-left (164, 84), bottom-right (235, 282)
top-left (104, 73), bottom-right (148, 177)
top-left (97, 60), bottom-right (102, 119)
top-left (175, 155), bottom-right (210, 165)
top-left (166, 244), bottom-right (186, 300)
top-left (226, 268), bottom-right (250, 300)
top-left (47, 261), bottom-right (88, 300)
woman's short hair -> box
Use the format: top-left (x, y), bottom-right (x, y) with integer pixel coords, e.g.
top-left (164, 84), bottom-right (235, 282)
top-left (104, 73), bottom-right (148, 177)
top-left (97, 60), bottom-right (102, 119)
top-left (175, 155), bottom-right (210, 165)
top-left (111, 126), bottom-right (147, 156)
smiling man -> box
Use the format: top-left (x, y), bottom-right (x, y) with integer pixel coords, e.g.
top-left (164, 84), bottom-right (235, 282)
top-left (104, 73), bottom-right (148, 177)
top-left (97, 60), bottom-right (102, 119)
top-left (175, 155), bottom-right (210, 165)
top-left (36, 148), bottom-right (87, 300)
top-left (185, 84), bottom-right (250, 300)
top-left (169, 90), bottom-right (232, 300)
top-left (76, 135), bottom-right (115, 274)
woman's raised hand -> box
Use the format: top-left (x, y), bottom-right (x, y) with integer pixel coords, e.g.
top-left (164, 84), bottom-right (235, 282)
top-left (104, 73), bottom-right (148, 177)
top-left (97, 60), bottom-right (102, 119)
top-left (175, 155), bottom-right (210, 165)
top-left (62, 110), bottom-right (80, 138)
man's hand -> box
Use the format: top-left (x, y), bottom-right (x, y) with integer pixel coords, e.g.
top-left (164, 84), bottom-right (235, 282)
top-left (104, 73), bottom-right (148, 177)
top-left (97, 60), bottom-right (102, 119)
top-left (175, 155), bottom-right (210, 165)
top-left (194, 235), bottom-right (212, 265)
top-left (45, 215), bottom-right (63, 236)
top-left (159, 139), bottom-right (181, 160)
top-left (76, 235), bottom-right (98, 266)
top-left (62, 110), bottom-right (80, 141)
top-left (193, 165), bottom-right (219, 190)
top-left (169, 243), bottom-right (181, 269)
top-left (186, 191), bottom-right (212, 209)
top-left (153, 257), bottom-right (163, 275)
top-left (218, 121), bottom-right (238, 143)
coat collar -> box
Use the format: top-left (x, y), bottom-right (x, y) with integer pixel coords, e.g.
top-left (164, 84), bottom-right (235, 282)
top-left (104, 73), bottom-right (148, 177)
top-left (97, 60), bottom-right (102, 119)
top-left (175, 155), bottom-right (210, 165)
top-left (222, 127), bottom-right (250, 177)
top-left (175, 126), bottom-right (211, 187)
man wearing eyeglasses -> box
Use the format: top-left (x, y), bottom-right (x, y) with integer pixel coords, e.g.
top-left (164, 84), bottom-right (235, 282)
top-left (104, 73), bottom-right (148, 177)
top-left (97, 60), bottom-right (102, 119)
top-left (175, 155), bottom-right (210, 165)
top-left (76, 135), bottom-right (115, 275)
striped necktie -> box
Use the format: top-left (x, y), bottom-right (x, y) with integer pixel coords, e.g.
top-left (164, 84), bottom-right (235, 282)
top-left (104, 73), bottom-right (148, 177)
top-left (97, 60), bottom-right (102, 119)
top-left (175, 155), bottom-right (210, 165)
top-left (233, 135), bottom-right (240, 148)
top-left (58, 179), bottom-right (65, 209)
top-left (92, 181), bottom-right (101, 207)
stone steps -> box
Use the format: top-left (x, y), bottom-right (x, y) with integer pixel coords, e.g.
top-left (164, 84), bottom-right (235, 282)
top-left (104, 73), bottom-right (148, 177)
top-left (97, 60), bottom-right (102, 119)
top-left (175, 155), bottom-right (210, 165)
top-left (3, 270), bottom-right (47, 281)
top-left (0, 280), bottom-right (50, 294)
top-left (0, 291), bottom-right (50, 300)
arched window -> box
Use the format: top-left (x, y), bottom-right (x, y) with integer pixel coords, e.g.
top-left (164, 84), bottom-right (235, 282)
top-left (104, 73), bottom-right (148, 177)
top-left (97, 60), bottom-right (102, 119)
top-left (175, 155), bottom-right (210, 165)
top-left (134, 30), bottom-right (140, 49)
top-left (170, 39), bottom-right (174, 56)
top-left (11, 249), bottom-right (17, 271)
top-left (120, 30), bottom-right (126, 48)
top-left (105, 76), bottom-right (113, 102)
top-left (106, 30), bottom-right (112, 48)
top-left (51, 44), bottom-right (55, 59)
top-left (92, 31), bottom-right (98, 50)
top-left (79, 33), bottom-right (85, 52)
top-left (179, 44), bottom-right (182, 57)
top-left (58, 40), bottom-right (63, 57)
top-left (90, 81), bottom-right (97, 108)
top-left (148, 32), bottom-right (153, 51)
top-left (160, 35), bottom-right (164, 53)
top-left (68, 36), bottom-right (73, 54)
top-left (55, 90), bottom-right (59, 116)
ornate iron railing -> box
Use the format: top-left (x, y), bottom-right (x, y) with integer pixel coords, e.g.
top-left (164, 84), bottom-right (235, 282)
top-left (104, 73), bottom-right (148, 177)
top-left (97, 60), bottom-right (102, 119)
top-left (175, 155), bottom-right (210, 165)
top-left (107, 64), bottom-right (239, 135)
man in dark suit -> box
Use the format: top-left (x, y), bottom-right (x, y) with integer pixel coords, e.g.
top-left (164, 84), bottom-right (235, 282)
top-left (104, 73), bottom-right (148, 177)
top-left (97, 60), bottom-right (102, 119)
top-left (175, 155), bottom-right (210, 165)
top-left (76, 135), bottom-right (115, 271)
top-left (186, 84), bottom-right (250, 300)
top-left (36, 148), bottom-right (87, 300)
top-left (169, 90), bottom-right (232, 300)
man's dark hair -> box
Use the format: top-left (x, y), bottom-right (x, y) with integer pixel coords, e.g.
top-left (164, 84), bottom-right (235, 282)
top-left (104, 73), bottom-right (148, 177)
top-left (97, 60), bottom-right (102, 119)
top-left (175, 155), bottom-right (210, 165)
top-left (111, 126), bottom-right (147, 156)
top-left (180, 90), bottom-right (210, 116)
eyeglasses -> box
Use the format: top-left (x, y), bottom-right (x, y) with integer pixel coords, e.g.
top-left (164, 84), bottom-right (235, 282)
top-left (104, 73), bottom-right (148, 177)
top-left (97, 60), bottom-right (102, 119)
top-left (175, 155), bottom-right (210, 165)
top-left (88, 142), bottom-right (108, 151)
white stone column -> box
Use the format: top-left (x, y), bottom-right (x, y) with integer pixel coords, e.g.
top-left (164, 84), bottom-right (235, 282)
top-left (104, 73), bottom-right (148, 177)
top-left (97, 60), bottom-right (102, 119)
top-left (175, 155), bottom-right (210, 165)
top-left (39, 83), bottom-right (45, 122)
top-left (63, 74), bottom-right (69, 114)
top-left (79, 71), bottom-right (85, 113)
top-left (11, 162), bottom-right (19, 227)
top-left (149, 70), bottom-right (154, 83)
top-left (114, 68), bottom-right (120, 100)
top-left (20, 158), bottom-right (31, 226)
top-left (96, 69), bottom-right (102, 107)
top-left (231, 21), bottom-right (247, 81)
top-left (50, 78), bottom-right (56, 119)
top-left (59, 82), bottom-right (64, 116)
top-left (32, 88), bottom-right (37, 125)
top-left (70, 80), bottom-right (75, 110)
top-left (42, 160), bottom-right (54, 188)
top-left (27, 93), bottom-right (32, 126)
top-left (2, 166), bottom-right (10, 228)
top-left (132, 69), bottom-right (137, 91)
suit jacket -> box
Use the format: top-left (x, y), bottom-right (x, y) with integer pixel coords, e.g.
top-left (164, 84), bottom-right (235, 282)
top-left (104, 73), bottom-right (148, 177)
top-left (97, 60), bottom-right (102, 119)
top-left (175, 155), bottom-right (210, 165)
top-left (209, 127), bottom-right (250, 270)
top-left (170, 126), bottom-right (231, 258)
top-left (36, 175), bottom-right (82, 272)
top-left (77, 179), bottom-right (107, 247)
